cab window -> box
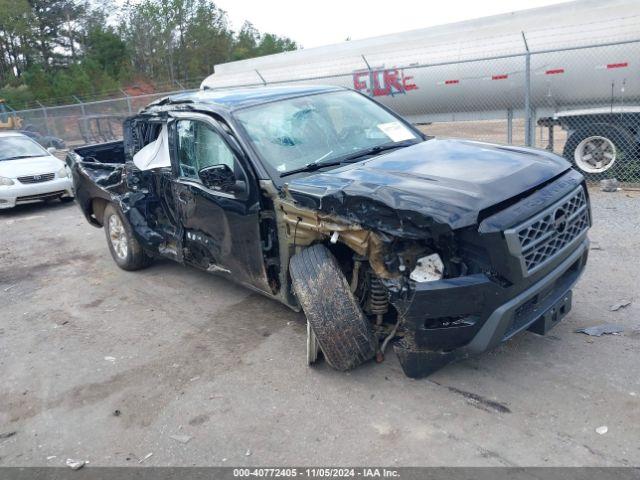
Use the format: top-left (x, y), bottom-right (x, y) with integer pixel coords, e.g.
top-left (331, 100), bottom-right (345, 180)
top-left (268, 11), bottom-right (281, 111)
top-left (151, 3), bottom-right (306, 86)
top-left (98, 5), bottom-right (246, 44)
top-left (175, 119), bottom-right (239, 181)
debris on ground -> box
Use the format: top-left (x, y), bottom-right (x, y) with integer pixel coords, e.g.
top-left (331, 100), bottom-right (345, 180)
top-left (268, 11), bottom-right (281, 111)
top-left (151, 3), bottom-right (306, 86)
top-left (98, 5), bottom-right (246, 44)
top-left (0, 431), bottom-right (17, 439)
top-left (169, 434), bottom-right (192, 444)
top-left (245, 449), bottom-right (252, 456)
top-left (576, 324), bottom-right (624, 336)
top-left (610, 299), bottom-right (632, 312)
top-left (46, 456), bottom-right (57, 460)
top-left (104, 356), bottom-right (116, 362)
top-left (600, 179), bottom-right (619, 192)
top-left (65, 458), bottom-right (86, 470)
top-left (138, 452), bottom-right (153, 463)
top-left (596, 426), bottom-right (608, 435)
top-left (113, 409), bottom-right (121, 417)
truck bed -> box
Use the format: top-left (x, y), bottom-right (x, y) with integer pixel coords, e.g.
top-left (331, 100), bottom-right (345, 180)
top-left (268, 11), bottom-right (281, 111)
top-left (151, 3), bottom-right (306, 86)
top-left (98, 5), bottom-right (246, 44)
top-left (67, 141), bottom-right (128, 226)
top-left (70, 141), bottom-right (125, 183)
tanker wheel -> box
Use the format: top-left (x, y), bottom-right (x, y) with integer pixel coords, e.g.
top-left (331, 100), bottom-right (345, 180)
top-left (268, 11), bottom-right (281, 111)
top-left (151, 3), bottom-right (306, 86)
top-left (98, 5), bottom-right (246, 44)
top-left (563, 124), bottom-right (635, 181)
top-left (289, 244), bottom-right (377, 371)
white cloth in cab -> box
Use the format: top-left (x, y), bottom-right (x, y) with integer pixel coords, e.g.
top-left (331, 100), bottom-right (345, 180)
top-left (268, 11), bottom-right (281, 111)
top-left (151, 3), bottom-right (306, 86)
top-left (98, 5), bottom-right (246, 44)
top-left (132, 123), bottom-right (171, 170)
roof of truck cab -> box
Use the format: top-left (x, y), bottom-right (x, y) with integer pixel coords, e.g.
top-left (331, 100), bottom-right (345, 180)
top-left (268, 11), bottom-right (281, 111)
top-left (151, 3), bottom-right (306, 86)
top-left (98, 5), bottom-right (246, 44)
top-left (150, 85), bottom-right (345, 112)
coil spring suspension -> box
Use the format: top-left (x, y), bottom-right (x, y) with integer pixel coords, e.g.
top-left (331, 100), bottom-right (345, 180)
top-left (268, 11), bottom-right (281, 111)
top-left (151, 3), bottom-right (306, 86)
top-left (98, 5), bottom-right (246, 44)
top-left (369, 273), bottom-right (389, 325)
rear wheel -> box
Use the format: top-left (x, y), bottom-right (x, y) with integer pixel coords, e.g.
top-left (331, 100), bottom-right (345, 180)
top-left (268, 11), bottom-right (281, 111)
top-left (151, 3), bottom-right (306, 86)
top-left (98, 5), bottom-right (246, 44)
top-left (103, 203), bottom-right (152, 271)
top-left (563, 124), bottom-right (635, 181)
top-left (290, 244), bottom-right (377, 371)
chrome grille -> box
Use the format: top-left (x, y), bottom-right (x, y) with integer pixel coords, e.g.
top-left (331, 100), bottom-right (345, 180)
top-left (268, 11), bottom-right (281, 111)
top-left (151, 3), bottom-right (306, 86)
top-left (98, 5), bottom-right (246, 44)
top-left (505, 186), bottom-right (589, 276)
top-left (18, 173), bottom-right (55, 184)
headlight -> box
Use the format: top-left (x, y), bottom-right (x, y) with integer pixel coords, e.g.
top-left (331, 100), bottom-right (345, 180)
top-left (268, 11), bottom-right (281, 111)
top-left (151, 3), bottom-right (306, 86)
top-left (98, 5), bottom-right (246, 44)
top-left (0, 176), bottom-right (14, 186)
top-left (410, 254), bottom-right (444, 282)
top-left (57, 166), bottom-right (69, 178)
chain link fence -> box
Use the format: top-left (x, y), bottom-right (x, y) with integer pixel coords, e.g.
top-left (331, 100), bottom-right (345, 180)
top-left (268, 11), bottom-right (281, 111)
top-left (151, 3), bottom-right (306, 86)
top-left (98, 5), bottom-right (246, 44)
top-left (9, 33), bottom-right (640, 185)
top-left (12, 90), bottom-right (197, 147)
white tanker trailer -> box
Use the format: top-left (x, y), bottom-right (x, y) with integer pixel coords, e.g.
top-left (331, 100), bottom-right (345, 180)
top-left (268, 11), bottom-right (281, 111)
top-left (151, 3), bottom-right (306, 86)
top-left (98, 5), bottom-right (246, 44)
top-left (202, 0), bottom-right (640, 179)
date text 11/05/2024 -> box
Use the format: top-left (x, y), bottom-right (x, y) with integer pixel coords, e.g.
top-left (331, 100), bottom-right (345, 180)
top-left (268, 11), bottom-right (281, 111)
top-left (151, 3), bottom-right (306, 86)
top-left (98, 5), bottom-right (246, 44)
top-left (233, 468), bottom-right (400, 477)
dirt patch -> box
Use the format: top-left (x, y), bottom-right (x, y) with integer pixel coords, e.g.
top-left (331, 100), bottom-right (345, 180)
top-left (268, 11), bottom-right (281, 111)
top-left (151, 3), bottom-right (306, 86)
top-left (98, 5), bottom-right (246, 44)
top-left (81, 298), bottom-right (105, 309)
top-left (433, 382), bottom-right (512, 414)
top-left (0, 253), bottom-right (99, 285)
top-left (188, 414), bottom-right (210, 426)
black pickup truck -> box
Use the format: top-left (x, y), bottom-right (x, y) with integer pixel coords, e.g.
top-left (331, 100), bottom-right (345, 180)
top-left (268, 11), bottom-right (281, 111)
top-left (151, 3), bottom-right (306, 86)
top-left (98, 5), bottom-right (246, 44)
top-left (68, 85), bottom-right (591, 378)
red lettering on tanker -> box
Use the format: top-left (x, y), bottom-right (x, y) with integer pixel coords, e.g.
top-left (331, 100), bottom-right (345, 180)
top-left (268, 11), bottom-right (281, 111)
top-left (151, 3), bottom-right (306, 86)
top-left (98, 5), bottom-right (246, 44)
top-left (352, 68), bottom-right (418, 97)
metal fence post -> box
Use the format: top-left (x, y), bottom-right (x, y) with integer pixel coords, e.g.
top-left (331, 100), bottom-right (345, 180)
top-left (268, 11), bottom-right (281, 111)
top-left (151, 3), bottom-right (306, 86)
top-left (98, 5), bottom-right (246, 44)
top-left (531, 107), bottom-right (536, 146)
top-left (362, 55), bottom-right (374, 97)
top-left (522, 32), bottom-right (533, 147)
top-left (120, 89), bottom-right (133, 114)
top-left (507, 109), bottom-right (513, 144)
top-left (72, 95), bottom-right (86, 117)
top-left (36, 101), bottom-right (51, 136)
top-left (255, 70), bottom-right (267, 86)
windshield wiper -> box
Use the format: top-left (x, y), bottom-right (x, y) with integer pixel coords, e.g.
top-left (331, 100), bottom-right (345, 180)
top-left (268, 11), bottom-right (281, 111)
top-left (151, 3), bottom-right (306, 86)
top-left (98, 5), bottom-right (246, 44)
top-left (279, 140), bottom-right (419, 178)
top-left (341, 140), bottom-right (418, 162)
top-left (280, 160), bottom-right (344, 178)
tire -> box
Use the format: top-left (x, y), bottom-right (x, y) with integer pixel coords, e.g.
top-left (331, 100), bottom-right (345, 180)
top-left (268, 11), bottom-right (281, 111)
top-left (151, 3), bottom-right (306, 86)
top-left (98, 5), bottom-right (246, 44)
top-left (289, 244), bottom-right (377, 371)
top-left (103, 203), bottom-right (152, 271)
top-left (563, 124), bottom-right (635, 181)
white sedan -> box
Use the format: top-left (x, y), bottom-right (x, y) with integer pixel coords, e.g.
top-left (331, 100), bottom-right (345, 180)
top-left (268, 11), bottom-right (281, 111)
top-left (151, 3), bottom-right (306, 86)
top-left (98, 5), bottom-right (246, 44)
top-left (0, 132), bottom-right (74, 209)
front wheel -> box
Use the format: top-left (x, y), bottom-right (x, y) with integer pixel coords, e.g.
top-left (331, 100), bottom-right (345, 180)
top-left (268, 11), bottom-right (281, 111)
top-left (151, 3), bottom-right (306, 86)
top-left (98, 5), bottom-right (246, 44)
top-left (290, 244), bottom-right (377, 371)
top-left (563, 124), bottom-right (635, 181)
top-left (103, 203), bottom-right (152, 271)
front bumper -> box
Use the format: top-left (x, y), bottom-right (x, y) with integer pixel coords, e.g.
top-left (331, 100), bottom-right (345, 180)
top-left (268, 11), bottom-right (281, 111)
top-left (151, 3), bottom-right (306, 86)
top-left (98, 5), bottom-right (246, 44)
top-left (0, 177), bottom-right (74, 209)
top-left (394, 237), bottom-right (589, 378)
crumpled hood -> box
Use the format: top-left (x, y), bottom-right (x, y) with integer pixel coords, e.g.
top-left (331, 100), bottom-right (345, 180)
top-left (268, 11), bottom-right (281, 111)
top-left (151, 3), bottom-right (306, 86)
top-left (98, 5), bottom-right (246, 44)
top-left (0, 155), bottom-right (64, 178)
top-left (286, 139), bottom-right (570, 231)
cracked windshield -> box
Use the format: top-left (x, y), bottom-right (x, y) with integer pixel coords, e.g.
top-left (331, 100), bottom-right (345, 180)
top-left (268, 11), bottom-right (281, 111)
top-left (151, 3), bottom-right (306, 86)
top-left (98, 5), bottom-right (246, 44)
top-left (234, 90), bottom-right (419, 174)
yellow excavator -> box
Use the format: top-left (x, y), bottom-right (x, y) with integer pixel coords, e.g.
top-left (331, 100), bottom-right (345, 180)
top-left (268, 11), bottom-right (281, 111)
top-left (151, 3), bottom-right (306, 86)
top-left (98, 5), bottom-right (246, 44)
top-left (0, 99), bottom-right (23, 130)
top-left (0, 99), bottom-right (65, 148)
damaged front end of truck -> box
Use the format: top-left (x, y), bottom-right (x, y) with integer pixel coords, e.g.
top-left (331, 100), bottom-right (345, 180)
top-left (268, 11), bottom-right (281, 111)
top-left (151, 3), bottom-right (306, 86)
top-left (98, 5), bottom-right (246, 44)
top-left (278, 163), bottom-right (590, 378)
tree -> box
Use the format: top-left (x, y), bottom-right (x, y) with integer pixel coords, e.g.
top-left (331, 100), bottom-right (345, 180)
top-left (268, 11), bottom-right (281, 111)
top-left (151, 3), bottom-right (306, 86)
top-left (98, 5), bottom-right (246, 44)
top-left (231, 21), bottom-right (297, 61)
top-left (182, 0), bottom-right (232, 80)
top-left (85, 27), bottom-right (128, 79)
top-left (257, 33), bottom-right (297, 57)
top-left (0, 0), bottom-right (33, 83)
top-left (27, 0), bottom-right (82, 68)
top-left (0, 0), bottom-right (300, 107)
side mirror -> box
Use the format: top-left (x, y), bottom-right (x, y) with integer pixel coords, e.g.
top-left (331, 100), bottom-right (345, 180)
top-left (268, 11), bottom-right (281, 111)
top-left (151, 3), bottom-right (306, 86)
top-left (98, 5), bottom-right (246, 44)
top-left (199, 164), bottom-right (236, 191)
top-left (47, 146), bottom-right (57, 154)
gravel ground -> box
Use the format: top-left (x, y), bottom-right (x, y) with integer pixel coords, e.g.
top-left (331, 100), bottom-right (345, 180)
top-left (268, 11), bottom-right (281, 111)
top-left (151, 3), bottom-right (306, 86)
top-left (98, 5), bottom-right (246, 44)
top-left (0, 187), bottom-right (639, 467)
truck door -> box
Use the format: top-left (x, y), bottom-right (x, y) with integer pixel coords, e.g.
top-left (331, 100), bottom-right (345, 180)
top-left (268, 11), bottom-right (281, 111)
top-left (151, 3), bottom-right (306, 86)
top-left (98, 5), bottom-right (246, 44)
top-left (168, 113), bottom-right (271, 293)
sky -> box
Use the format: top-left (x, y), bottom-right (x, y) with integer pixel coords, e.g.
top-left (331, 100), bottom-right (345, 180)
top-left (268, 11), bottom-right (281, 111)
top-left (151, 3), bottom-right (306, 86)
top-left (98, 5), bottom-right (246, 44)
top-left (213, 0), bottom-right (574, 48)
